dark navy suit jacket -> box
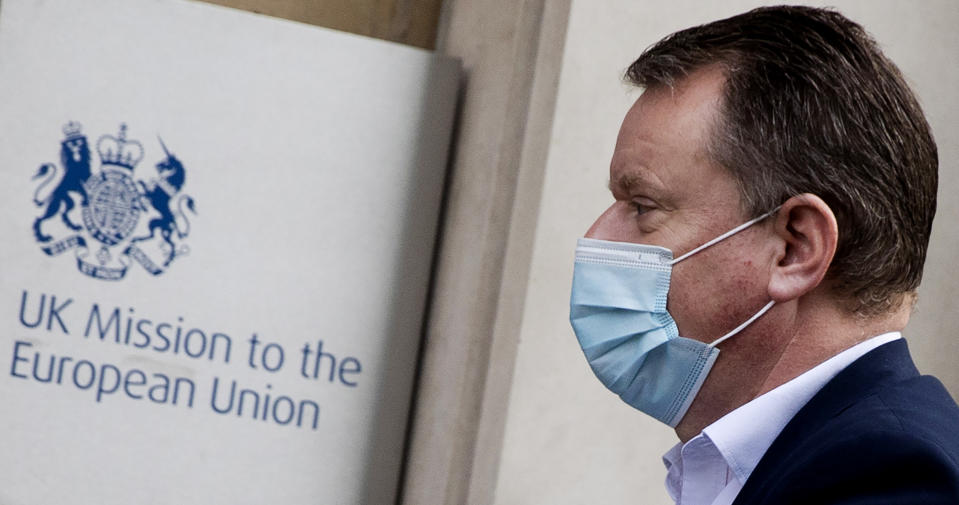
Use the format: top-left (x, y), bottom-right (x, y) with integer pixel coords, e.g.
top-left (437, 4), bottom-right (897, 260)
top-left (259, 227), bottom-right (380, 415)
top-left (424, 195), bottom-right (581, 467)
top-left (732, 339), bottom-right (959, 504)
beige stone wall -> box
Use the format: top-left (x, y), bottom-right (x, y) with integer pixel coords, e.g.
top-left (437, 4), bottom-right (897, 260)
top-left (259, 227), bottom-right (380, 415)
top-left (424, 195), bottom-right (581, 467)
top-left (400, 1), bottom-right (573, 503)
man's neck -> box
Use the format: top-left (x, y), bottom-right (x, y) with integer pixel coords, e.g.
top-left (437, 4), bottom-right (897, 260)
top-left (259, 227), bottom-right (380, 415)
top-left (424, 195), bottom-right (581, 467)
top-left (755, 299), bottom-right (910, 398)
top-left (673, 295), bottom-right (910, 443)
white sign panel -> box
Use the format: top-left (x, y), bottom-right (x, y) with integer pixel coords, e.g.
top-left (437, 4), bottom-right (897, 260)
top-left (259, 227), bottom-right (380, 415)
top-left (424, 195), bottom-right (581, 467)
top-left (0, 0), bottom-right (458, 503)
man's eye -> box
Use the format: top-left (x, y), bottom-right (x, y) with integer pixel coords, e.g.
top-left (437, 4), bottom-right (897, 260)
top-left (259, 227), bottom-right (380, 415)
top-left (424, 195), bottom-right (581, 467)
top-left (630, 201), bottom-right (652, 216)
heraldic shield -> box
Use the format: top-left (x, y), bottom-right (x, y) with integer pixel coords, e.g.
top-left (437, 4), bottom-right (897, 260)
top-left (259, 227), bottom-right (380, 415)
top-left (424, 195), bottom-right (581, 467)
top-left (31, 122), bottom-right (198, 280)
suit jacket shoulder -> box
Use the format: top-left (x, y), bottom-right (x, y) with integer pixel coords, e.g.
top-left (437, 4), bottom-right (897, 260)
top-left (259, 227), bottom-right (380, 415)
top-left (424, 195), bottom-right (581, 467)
top-left (733, 339), bottom-right (959, 505)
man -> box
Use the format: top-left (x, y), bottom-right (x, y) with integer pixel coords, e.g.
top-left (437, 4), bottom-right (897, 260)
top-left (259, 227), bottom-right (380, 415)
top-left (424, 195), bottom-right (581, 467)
top-left (569, 6), bottom-right (959, 504)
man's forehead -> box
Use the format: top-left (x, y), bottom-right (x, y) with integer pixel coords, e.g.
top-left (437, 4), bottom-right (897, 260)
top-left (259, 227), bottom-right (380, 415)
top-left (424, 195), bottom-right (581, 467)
top-left (622, 75), bottom-right (723, 142)
top-left (609, 68), bottom-right (727, 193)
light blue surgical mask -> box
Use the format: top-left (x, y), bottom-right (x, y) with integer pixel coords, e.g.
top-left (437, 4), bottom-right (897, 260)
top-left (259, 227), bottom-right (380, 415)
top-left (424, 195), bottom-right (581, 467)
top-left (569, 209), bottom-right (778, 427)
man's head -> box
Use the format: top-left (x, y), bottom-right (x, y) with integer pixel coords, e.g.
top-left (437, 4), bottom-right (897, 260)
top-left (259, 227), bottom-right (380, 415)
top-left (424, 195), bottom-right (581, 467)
top-left (583, 6), bottom-right (938, 438)
top-left (624, 5), bottom-right (937, 316)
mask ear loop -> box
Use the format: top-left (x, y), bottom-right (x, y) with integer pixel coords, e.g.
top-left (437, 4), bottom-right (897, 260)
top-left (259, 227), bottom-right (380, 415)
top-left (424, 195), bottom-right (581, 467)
top-left (669, 207), bottom-right (781, 266)
top-left (708, 300), bottom-right (776, 348)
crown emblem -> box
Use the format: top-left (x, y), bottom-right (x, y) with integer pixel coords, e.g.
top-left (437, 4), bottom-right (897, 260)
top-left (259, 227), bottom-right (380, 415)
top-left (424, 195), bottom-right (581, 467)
top-left (62, 121), bottom-right (84, 141)
top-left (97, 123), bottom-right (143, 170)
top-left (32, 119), bottom-right (198, 280)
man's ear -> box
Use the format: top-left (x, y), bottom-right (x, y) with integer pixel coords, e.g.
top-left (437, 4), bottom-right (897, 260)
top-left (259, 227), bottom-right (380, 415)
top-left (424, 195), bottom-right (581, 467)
top-left (768, 193), bottom-right (838, 302)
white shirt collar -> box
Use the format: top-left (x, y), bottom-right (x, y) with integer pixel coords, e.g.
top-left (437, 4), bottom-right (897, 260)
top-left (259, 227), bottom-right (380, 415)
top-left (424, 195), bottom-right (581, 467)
top-left (663, 332), bottom-right (901, 504)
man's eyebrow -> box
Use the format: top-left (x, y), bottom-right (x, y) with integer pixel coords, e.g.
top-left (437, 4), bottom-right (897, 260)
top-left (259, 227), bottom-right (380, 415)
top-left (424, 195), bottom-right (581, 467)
top-left (608, 171), bottom-right (658, 195)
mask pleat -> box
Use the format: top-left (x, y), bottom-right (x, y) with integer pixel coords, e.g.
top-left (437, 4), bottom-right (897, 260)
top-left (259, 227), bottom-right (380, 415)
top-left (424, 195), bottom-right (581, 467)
top-left (571, 308), bottom-right (671, 359)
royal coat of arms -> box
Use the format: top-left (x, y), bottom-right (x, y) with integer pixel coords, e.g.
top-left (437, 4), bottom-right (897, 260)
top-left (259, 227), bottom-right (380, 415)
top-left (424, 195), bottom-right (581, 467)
top-left (31, 122), bottom-right (197, 280)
